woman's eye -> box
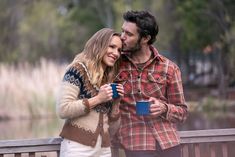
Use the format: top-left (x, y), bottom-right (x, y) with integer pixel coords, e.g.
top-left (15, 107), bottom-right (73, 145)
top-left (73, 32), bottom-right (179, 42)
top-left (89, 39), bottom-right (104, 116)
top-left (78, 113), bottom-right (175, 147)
top-left (109, 45), bottom-right (115, 48)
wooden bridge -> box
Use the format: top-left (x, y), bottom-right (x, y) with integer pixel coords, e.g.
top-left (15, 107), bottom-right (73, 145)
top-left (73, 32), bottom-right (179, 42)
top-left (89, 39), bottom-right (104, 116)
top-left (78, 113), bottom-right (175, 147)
top-left (0, 128), bottom-right (235, 157)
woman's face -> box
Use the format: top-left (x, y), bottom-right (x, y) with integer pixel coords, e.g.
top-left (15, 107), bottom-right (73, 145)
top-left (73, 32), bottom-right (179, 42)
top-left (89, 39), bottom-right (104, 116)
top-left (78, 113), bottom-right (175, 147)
top-left (102, 35), bottom-right (122, 67)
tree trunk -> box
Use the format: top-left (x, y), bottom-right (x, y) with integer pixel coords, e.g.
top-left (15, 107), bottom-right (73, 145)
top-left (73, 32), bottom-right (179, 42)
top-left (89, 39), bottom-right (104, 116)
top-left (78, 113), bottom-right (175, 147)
top-left (217, 48), bottom-right (228, 99)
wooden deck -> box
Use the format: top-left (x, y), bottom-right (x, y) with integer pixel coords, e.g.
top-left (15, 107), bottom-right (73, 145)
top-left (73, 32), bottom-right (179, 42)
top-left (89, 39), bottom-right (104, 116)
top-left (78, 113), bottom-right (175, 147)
top-left (0, 128), bottom-right (235, 157)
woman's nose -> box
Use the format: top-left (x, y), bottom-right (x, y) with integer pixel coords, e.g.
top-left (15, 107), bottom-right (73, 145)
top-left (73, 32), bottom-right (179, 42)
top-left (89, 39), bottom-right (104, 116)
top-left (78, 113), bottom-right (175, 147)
top-left (114, 49), bottom-right (120, 57)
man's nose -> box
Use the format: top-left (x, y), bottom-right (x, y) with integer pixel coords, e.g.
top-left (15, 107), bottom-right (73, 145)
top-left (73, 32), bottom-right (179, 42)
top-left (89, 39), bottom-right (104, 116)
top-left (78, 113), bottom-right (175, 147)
top-left (121, 33), bottom-right (126, 41)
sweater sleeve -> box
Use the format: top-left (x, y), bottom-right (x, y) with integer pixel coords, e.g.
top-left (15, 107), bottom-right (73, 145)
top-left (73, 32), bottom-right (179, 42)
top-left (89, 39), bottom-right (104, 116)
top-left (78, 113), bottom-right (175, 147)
top-left (56, 66), bottom-right (89, 119)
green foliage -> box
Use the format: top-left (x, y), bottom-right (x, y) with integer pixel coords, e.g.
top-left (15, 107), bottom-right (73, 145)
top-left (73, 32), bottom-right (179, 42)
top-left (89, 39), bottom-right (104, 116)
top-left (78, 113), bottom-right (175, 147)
top-left (176, 0), bottom-right (235, 51)
top-left (175, 0), bottom-right (235, 85)
top-left (176, 1), bottom-right (215, 51)
top-left (0, 0), bottom-right (107, 63)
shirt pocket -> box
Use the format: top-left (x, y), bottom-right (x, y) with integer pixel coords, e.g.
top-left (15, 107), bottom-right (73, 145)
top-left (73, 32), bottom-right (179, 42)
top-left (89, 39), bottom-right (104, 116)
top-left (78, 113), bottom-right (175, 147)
top-left (114, 71), bottom-right (132, 95)
top-left (142, 72), bottom-right (167, 97)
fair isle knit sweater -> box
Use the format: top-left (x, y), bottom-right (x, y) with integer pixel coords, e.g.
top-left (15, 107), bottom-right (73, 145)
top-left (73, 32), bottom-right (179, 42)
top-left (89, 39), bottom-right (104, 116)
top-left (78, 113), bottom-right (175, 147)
top-left (57, 62), bottom-right (119, 147)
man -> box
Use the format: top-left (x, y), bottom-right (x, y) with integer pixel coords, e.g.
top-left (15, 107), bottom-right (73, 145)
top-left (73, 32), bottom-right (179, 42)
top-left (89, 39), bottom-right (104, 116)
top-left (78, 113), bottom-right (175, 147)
top-left (114, 10), bottom-right (188, 157)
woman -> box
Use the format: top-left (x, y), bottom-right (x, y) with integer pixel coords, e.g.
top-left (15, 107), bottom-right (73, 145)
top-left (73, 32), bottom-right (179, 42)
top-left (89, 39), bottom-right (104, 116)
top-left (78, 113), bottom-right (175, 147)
top-left (57, 28), bottom-right (123, 157)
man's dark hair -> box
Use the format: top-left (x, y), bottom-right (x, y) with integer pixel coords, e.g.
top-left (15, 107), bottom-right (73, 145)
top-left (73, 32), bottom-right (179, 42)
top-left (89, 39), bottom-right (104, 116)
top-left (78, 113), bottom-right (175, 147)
top-left (123, 10), bottom-right (159, 45)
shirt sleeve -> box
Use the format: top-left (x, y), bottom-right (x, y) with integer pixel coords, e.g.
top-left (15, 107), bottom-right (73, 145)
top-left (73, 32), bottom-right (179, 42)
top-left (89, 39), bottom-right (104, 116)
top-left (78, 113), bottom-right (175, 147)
top-left (56, 67), bottom-right (89, 119)
top-left (162, 66), bottom-right (188, 123)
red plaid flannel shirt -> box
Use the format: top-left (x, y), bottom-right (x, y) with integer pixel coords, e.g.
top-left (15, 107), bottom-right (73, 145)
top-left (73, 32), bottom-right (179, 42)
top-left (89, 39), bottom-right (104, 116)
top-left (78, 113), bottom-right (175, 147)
top-left (114, 46), bottom-right (188, 150)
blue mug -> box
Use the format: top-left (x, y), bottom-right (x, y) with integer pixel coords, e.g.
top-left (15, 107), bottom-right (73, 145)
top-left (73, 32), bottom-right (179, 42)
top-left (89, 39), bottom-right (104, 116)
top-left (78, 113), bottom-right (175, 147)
top-left (136, 101), bottom-right (150, 116)
top-left (111, 83), bottom-right (119, 99)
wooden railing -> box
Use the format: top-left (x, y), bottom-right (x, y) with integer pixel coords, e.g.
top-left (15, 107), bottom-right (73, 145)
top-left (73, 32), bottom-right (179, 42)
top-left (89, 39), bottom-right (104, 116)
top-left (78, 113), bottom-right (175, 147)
top-left (0, 128), bottom-right (235, 157)
top-left (179, 128), bottom-right (235, 157)
top-left (0, 138), bottom-right (62, 157)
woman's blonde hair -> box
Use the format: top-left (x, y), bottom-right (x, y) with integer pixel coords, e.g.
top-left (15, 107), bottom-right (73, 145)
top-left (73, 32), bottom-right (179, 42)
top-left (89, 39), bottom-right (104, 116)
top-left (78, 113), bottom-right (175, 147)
top-left (70, 28), bottom-right (121, 87)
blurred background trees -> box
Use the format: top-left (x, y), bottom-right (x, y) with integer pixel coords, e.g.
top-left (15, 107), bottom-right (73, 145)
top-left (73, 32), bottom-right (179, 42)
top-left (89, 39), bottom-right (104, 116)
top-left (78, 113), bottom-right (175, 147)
top-left (0, 0), bottom-right (234, 96)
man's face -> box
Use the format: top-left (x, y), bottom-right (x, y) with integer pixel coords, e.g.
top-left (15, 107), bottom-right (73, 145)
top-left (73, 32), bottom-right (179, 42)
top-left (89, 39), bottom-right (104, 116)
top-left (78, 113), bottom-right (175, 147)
top-left (121, 21), bottom-right (141, 53)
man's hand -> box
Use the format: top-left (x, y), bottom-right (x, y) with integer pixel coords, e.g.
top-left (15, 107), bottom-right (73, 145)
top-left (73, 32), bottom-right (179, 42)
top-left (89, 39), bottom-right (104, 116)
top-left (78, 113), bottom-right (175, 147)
top-left (148, 97), bottom-right (167, 117)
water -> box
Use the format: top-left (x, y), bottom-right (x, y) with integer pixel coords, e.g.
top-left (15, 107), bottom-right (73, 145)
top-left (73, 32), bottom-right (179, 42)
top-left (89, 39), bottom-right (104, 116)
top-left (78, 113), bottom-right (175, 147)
top-left (1, 111), bottom-right (235, 140)
top-left (179, 111), bottom-right (235, 131)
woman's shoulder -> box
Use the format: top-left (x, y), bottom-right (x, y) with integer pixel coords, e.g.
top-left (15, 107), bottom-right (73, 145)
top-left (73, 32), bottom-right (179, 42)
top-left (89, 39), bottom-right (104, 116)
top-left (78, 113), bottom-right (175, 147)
top-left (67, 62), bottom-right (87, 74)
top-left (63, 62), bottom-right (89, 83)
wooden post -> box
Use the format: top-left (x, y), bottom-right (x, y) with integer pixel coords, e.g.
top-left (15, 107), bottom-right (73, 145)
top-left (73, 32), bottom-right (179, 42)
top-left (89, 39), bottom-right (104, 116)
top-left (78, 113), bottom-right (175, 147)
top-left (222, 143), bottom-right (228, 157)
top-left (210, 144), bottom-right (216, 157)
top-left (182, 144), bottom-right (189, 157)
top-left (111, 147), bottom-right (119, 157)
top-left (194, 143), bottom-right (200, 157)
top-left (15, 153), bottom-right (21, 157)
top-left (29, 152), bottom-right (35, 157)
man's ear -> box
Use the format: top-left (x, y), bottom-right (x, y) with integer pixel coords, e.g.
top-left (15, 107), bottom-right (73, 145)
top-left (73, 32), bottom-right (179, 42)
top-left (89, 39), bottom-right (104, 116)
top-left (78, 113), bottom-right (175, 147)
top-left (141, 35), bottom-right (151, 44)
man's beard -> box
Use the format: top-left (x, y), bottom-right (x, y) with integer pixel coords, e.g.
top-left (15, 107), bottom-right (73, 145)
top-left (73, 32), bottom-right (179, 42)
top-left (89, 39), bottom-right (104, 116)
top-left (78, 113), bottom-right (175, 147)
top-left (122, 39), bottom-right (141, 53)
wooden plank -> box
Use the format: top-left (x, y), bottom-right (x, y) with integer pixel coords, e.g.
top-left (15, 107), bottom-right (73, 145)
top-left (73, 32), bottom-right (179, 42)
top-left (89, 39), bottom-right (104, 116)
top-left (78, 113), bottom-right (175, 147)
top-left (111, 147), bottom-right (119, 157)
top-left (15, 153), bottom-right (21, 157)
top-left (182, 144), bottom-right (189, 157)
top-left (181, 135), bottom-right (235, 144)
top-left (180, 128), bottom-right (235, 144)
top-left (29, 152), bottom-right (35, 157)
top-left (56, 151), bottom-right (60, 157)
top-left (0, 145), bottom-right (60, 154)
top-left (180, 128), bottom-right (235, 138)
top-left (181, 128), bottom-right (235, 136)
top-left (0, 138), bottom-right (62, 148)
top-left (210, 144), bottom-right (216, 157)
top-left (194, 144), bottom-right (200, 157)
top-left (222, 143), bottom-right (228, 157)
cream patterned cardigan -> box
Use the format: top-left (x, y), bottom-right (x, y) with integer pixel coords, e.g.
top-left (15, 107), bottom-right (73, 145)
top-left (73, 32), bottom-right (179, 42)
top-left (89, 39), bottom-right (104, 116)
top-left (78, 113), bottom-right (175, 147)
top-left (56, 62), bottom-right (120, 147)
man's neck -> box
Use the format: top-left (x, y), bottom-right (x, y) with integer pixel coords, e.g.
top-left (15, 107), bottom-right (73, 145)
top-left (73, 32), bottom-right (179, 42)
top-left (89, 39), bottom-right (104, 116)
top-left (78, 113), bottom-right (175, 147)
top-left (131, 45), bottom-right (152, 64)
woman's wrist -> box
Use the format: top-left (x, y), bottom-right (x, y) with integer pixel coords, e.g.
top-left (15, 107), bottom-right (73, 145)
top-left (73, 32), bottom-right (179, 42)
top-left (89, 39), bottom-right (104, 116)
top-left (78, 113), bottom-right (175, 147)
top-left (87, 95), bottom-right (101, 109)
top-left (82, 98), bottom-right (90, 113)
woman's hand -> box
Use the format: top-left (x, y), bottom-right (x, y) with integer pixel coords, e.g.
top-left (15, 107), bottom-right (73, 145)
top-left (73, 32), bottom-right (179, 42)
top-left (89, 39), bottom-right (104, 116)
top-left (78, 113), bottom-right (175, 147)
top-left (97, 84), bottom-right (113, 103)
top-left (115, 83), bottom-right (124, 100)
top-left (87, 83), bottom-right (124, 109)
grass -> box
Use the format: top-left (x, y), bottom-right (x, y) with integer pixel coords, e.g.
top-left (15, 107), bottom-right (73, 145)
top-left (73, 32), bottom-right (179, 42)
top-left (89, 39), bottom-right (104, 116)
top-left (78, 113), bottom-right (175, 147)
top-left (0, 59), bottom-right (66, 120)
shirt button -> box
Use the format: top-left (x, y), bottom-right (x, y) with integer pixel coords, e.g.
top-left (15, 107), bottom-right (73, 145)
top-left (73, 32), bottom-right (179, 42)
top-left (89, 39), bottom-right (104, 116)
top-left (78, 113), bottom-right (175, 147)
top-left (99, 123), bottom-right (103, 127)
top-left (138, 90), bottom-right (141, 93)
top-left (137, 76), bottom-right (140, 79)
top-left (150, 125), bottom-right (155, 129)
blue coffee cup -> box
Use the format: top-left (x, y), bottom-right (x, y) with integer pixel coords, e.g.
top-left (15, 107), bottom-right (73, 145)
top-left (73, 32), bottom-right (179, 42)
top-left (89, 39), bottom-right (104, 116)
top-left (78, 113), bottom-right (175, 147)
top-left (136, 101), bottom-right (150, 116)
top-left (111, 83), bottom-right (119, 99)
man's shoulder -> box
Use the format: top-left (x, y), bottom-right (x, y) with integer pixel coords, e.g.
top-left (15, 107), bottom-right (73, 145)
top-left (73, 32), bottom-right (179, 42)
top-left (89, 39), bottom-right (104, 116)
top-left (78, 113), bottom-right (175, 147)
top-left (159, 54), bottom-right (179, 69)
top-left (151, 46), bottom-right (179, 68)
